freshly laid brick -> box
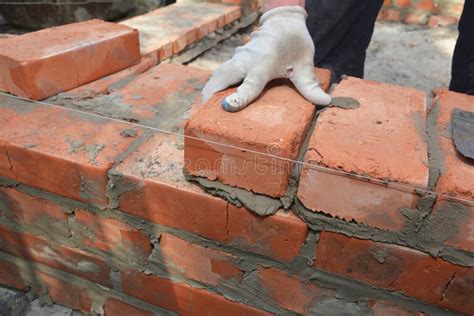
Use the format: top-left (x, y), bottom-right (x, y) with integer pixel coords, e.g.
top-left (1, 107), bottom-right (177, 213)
top-left (0, 259), bottom-right (27, 290)
top-left (0, 19), bottom-right (140, 100)
top-left (315, 231), bottom-right (474, 314)
top-left (0, 95), bottom-right (143, 207)
top-left (429, 90), bottom-right (474, 252)
top-left (227, 205), bottom-right (308, 262)
top-left (0, 187), bottom-right (70, 238)
top-left (120, 3), bottom-right (240, 60)
top-left (37, 271), bottom-right (92, 313)
top-left (258, 267), bottom-right (335, 314)
top-left (298, 77), bottom-right (429, 231)
top-left (74, 209), bottom-right (152, 259)
top-left (59, 56), bottom-right (156, 99)
top-left (159, 233), bottom-right (242, 285)
top-left (415, 0), bottom-right (436, 12)
top-left (104, 298), bottom-right (154, 316)
top-left (431, 90), bottom-right (473, 202)
top-left (121, 270), bottom-right (271, 315)
top-left (113, 131), bottom-right (308, 262)
top-left (0, 225), bottom-right (111, 286)
top-left (185, 69), bottom-right (331, 197)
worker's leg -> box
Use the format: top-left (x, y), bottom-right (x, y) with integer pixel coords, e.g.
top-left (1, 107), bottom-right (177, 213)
top-left (449, 0), bottom-right (474, 95)
top-left (306, 0), bottom-right (383, 83)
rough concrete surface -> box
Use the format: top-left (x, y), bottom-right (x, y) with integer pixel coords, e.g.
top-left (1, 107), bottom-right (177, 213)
top-left (190, 22), bottom-right (458, 95)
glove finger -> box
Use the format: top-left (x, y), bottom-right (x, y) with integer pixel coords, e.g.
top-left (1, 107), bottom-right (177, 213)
top-left (221, 70), bottom-right (269, 112)
top-left (202, 60), bottom-right (246, 103)
top-left (291, 65), bottom-right (332, 106)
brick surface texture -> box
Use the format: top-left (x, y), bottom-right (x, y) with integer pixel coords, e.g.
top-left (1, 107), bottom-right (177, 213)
top-left (184, 68), bottom-right (330, 198)
top-left (298, 77), bottom-right (429, 231)
top-left (0, 19), bottom-right (140, 100)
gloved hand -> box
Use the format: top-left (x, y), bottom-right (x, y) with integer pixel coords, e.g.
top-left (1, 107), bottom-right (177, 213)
top-left (201, 6), bottom-right (332, 112)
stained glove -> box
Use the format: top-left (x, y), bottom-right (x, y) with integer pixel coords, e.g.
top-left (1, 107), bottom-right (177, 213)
top-left (201, 6), bottom-right (332, 112)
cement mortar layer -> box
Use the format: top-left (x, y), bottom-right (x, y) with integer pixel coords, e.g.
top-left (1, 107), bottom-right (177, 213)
top-left (0, 177), bottom-right (464, 315)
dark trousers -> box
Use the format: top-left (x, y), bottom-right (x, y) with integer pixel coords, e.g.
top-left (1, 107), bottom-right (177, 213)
top-left (450, 0), bottom-right (474, 95)
top-left (306, 0), bottom-right (383, 83)
top-left (307, 0), bottom-right (474, 95)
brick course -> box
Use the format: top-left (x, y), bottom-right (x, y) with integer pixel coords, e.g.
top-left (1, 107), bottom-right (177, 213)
top-left (316, 232), bottom-right (474, 314)
top-left (380, 0), bottom-right (462, 25)
top-left (0, 95), bottom-right (143, 207)
top-left (0, 225), bottom-right (111, 286)
top-left (121, 270), bottom-right (271, 315)
top-left (120, 3), bottom-right (240, 61)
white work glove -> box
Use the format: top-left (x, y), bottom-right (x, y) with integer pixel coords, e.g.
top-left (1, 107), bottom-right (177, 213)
top-left (202, 6), bottom-right (332, 112)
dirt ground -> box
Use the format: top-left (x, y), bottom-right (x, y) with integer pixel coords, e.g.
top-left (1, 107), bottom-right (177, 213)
top-left (190, 22), bottom-right (459, 96)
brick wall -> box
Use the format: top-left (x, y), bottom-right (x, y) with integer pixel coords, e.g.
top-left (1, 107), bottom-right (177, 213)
top-left (0, 2), bottom-right (473, 315)
top-left (380, 0), bottom-right (464, 26)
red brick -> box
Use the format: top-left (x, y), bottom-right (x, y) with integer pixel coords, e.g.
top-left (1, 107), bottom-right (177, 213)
top-left (368, 300), bottom-right (420, 315)
top-left (396, 0), bottom-right (410, 8)
top-left (258, 267), bottom-right (335, 314)
top-left (384, 0), bottom-right (392, 6)
top-left (0, 259), bottom-right (27, 290)
top-left (159, 233), bottom-right (243, 285)
top-left (315, 231), bottom-right (474, 313)
top-left (191, 286), bottom-right (271, 316)
top-left (61, 56), bottom-right (156, 99)
top-left (415, 0), bottom-right (436, 12)
top-left (120, 3), bottom-right (240, 59)
top-left (429, 90), bottom-right (474, 252)
top-left (432, 90), bottom-right (473, 202)
top-left (0, 187), bottom-right (69, 236)
top-left (227, 206), bottom-right (308, 262)
top-left (297, 77), bottom-right (428, 231)
top-left (0, 20), bottom-right (140, 100)
top-left (121, 270), bottom-right (270, 315)
top-left (382, 9), bottom-right (402, 21)
top-left (0, 96), bottom-right (142, 207)
top-left (74, 209), bottom-right (152, 259)
top-left (104, 298), bottom-right (154, 316)
top-left (114, 133), bottom-right (229, 242)
top-left (114, 132), bottom-right (307, 262)
top-left (184, 69), bottom-right (331, 197)
top-left (0, 225), bottom-right (110, 286)
top-left (428, 15), bottom-right (458, 28)
top-left (37, 272), bottom-right (92, 313)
